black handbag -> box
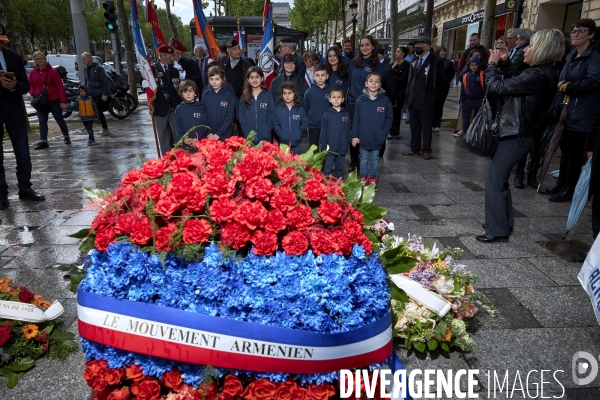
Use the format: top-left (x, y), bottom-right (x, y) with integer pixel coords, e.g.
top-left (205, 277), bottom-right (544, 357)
top-left (498, 96), bottom-right (522, 139)
top-left (462, 97), bottom-right (498, 157)
top-left (30, 70), bottom-right (50, 111)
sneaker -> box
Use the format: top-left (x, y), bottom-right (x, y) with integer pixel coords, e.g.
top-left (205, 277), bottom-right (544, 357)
top-left (101, 128), bottom-right (110, 136)
top-left (88, 140), bottom-right (96, 146)
top-left (405, 119), bottom-right (410, 124)
top-left (34, 141), bottom-right (49, 150)
top-left (433, 127), bottom-right (440, 132)
top-left (402, 113), bottom-right (407, 120)
top-left (64, 137), bottom-right (71, 145)
top-left (453, 132), bottom-right (461, 137)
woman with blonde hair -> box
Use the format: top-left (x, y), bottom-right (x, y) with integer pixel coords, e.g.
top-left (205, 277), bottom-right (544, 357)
top-left (477, 29), bottom-right (564, 243)
top-left (28, 51), bottom-right (70, 149)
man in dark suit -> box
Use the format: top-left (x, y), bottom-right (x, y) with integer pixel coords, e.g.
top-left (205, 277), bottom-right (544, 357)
top-left (144, 44), bottom-right (182, 156)
top-left (0, 25), bottom-right (45, 209)
top-left (403, 36), bottom-right (446, 160)
top-left (276, 36), bottom-right (306, 78)
top-left (170, 38), bottom-right (202, 93)
top-left (510, 29), bottom-right (533, 73)
top-left (218, 38), bottom-right (251, 101)
top-left (192, 45), bottom-right (210, 99)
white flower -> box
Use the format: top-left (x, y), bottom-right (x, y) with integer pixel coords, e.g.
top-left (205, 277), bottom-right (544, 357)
top-left (388, 222), bottom-right (395, 231)
top-left (432, 276), bottom-right (455, 295)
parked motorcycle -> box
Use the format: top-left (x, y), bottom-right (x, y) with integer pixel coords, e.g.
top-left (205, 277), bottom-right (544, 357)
top-left (56, 66), bottom-right (132, 119)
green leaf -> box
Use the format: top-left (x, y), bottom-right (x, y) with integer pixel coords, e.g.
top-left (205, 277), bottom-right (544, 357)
top-left (82, 187), bottom-right (110, 201)
top-left (299, 144), bottom-right (317, 162)
top-left (307, 149), bottom-right (328, 171)
top-left (384, 256), bottom-right (420, 274)
top-left (389, 284), bottom-right (409, 302)
top-left (357, 203), bottom-right (387, 225)
top-left (342, 180), bottom-right (363, 205)
top-left (50, 330), bottom-right (76, 342)
top-left (362, 228), bottom-right (380, 247)
top-left (67, 228), bottom-right (90, 239)
top-left (8, 358), bottom-right (36, 372)
top-left (404, 338), bottom-right (412, 349)
top-left (427, 339), bottom-right (439, 351)
top-left (0, 367), bottom-right (11, 378)
top-left (78, 235), bottom-right (96, 253)
top-left (360, 183), bottom-right (376, 205)
top-left (434, 321), bottom-right (447, 340)
top-left (413, 341), bottom-right (427, 353)
top-left (440, 342), bottom-right (450, 352)
top-left (64, 269), bottom-right (87, 294)
top-left (5, 370), bottom-right (22, 389)
top-left (279, 143), bottom-right (290, 154)
top-left (43, 324), bottom-right (55, 335)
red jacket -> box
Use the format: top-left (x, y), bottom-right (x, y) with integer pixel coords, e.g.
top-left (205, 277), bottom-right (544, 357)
top-left (28, 64), bottom-right (67, 103)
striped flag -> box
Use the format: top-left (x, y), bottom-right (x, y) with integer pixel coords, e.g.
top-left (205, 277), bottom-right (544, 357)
top-left (235, 28), bottom-right (247, 51)
top-left (192, 0), bottom-right (220, 59)
top-left (304, 71), bottom-right (313, 88)
top-left (145, 0), bottom-right (166, 52)
top-left (258, 0), bottom-right (275, 89)
top-left (132, 0), bottom-right (157, 114)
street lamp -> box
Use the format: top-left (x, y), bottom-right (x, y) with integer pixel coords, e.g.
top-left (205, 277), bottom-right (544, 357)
top-left (321, 30), bottom-right (325, 55)
top-left (349, 1), bottom-right (359, 54)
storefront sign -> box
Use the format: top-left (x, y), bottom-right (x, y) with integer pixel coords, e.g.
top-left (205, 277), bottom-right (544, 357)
top-left (461, 11), bottom-right (485, 24)
top-left (407, 4), bottom-right (420, 14)
top-left (442, 5), bottom-right (507, 31)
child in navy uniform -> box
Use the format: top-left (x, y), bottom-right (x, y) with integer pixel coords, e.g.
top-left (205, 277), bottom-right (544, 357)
top-left (304, 63), bottom-right (332, 148)
top-left (320, 88), bottom-right (351, 179)
top-left (238, 66), bottom-right (276, 144)
top-left (202, 66), bottom-right (236, 141)
top-left (274, 82), bottom-right (308, 154)
top-left (351, 72), bottom-right (393, 187)
top-left (174, 80), bottom-right (207, 143)
top-left (459, 56), bottom-right (485, 135)
top-left (66, 84), bottom-right (99, 146)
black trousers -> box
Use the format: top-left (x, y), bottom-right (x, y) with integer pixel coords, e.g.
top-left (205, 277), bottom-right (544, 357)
top-left (557, 128), bottom-right (587, 193)
top-left (308, 128), bottom-right (320, 149)
top-left (432, 87), bottom-right (450, 128)
top-left (0, 119), bottom-right (33, 195)
top-left (391, 105), bottom-right (402, 137)
top-left (409, 106), bottom-right (434, 154)
top-left (93, 96), bottom-right (108, 129)
top-left (348, 103), bottom-right (359, 168)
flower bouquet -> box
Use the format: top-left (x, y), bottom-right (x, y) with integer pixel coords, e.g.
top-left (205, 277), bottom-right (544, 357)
top-left (74, 136), bottom-right (408, 400)
top-left (0, 278), bottom-right (78, 388)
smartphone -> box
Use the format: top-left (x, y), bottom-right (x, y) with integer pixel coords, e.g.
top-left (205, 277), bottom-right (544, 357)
top-left (3, 72), bottom-right (14, 79)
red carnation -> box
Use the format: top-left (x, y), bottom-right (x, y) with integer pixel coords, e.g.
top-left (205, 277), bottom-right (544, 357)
top-left (325, 182), bottom-right (344, 197)
top-left (154, 223), bottom-right (179, 252)
top-left (225, 136), bottom-right (246, 151)
top-left (162, 368), bottom-right (184, 391)
top-left (307, 228), bottom-right (335, 255)
top-left (154, 194), bottom-right (180, 217)
top-left (204, 170), bottom-right (236, 198)
top-left (235, 200), bottom-right (268, 230)
top-left (186, 190), bottom-right (207, 213)
top-left (317, 202), bottom-right (342, 225)
top-left (0, 326), bottom-right (11, 346)
top-left (302, 179), bottom-right (326, 202)
top-left (282, 231), bottom-right (309, 256)
top-left (169, 149), bottom-right (193, 172)
top-left (122, 169), bottom-right (143, 185)
top-left (245, 177), bottom-right (275, 202)
top-left (131, 377), bottom-right (161, 400)
top-left (270, 187), bottom-right (297, 213)
top-left (242, 379), bottom-right (277, 400)
top-left (114, 213), bottom-right (137, 235)
top-left (209, 198), bottom-right (237, 223)
top-left (182, 219), bottom-right (212, 245)
top-left (17, 287), bottom-right (35, 303)
top-left (307, 383), bottom-right (336, 400)
top-left (251, 230), bottom-right (279, 256)
top-left (114, 184), bottom-right (134, 201)
top-left (130, 217), bottom-right (153, 246)
top-left (356, 232), bottom-right (373, 254)
top-left (277, 167), bottom-right (298, 187)
top-left (286, 204), bottom-right (313, 231)
top-left (95, 226), bottom-right (115, 251)
top-left (222, 374), bottom-right (244, 398)
top-left (221, 222), bottom-right (251, 249)
top-left (331, 230), bottom-right (354, 256)
top-left (350, 209), bottom-right (364, 225)
top-left (201, 139), bottom-right (233, 167)
top-left (140, 159), bottom-right (166, 179)
top-left (264, 209), bottom-right (287, 233)
top-left (145, 182), bottom-right (164, 203)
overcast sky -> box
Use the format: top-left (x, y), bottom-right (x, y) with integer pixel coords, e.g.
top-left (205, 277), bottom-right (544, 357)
top-left (152, 0), bottom-right (294, 26)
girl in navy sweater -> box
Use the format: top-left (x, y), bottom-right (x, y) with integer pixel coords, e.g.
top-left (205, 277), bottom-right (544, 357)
top-left (203, 66), bottom-right (236, 141)
top-left (325, 47), bottom-right (350, 99)
top-left (174, 80), bottom-right (207, 143)
top-left (238, 66), bottom-right (275, 144)
top-left (274, 82), bottom-right (308, 154)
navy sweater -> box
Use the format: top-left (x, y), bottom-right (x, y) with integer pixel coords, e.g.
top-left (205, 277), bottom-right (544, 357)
top-left (202, 85), bottom-right (236, 141)
top-left (460, 70), bottom-right (485, 102)
top-left (304, 83), bottom-right (332, 128)
top-left (271, 72), bottom-right (308, 105)
top-left (273, 104), bottom-right (308, 147)
top-left (347, 60), bottom-right (385, 104)
top-left (174, 100), bottom-right (207, 142)
top-left (319, 106), bottom-right (351, 155)
top-left (327, 69), bottom-right (350, 98)
top-left (351, 89), bottom-right (393, 151)
top-left (238, 89), bottom-right (276, 144)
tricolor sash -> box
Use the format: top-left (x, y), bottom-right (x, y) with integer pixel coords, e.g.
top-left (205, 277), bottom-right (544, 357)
top-left (77, 290), bottom-right (393, 373)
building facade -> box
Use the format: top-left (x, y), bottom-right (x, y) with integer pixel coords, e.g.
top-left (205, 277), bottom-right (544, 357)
top-left (273, 2), bottom-right (291, 28)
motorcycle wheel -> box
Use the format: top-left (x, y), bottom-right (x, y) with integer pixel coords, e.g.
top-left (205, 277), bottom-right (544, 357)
top-left (123, 93), bottom-right (138, 112)
top-left (108, 98), bottom-right (131, 119)
top-left (63, 110), bottom-right (73, 119)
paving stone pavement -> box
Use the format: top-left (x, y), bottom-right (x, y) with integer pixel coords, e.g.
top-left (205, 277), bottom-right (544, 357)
top-left (1, 104), bottom-right (599, 399)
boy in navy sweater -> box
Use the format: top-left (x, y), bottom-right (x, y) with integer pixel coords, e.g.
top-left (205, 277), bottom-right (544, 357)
top-left (174, 80), bottom-right (207, 143)
top-left (351, 72), bottom-right (393, 187)
top-left (203, 66), bottom-right (236, 141)
top-left (320, 88), bottom-right (350, 179)
top-left (459, 56), bottom-right (485, 135)
top-left (304, 63), bottom-right (332, 149)
top-left (274, 82), bottom-right (308, 154)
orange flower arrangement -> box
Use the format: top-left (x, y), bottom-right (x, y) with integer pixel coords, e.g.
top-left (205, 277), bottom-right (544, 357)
top-left (22, 324), bottom-right (39, 340)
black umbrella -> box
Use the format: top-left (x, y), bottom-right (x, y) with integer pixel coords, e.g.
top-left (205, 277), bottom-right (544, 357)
top-left (536, 95), bottom-right (570, 190)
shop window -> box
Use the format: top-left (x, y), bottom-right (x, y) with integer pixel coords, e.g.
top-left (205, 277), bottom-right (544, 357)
top-left (563, 1), bottom-right (583, 36)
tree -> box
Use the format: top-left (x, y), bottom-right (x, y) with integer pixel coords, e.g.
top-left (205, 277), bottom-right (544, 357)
top-left (85, 0), bottom-right (110, 44)
top-left (0, 0), bottom-right (15, 47)
top-left (221, 0), bottom-right (264, 16)
top-left (48, 0), bottom-right (74, 53)
top-left (390, 0), bottom-right (398, 51)
top-left (164, 0), bottom-right (178, 39)
top-left (10, 0), bottom-right (51, 52)
top-left (117, 0), bottom-right (137, 101)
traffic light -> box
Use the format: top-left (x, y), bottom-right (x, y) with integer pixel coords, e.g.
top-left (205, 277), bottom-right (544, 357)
top-left (103, 1), bottom-right (117, 32)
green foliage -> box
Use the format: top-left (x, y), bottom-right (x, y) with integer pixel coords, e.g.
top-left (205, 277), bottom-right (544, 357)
top-left (10, 0), bottom-right (52, 51)
top-left (289, 0), bottom-right (339, 36)
top-left (222, 0), bottom-right (265, 16)
top-left (380, 245), bottom-right (419, 274)
top-left (299, 145), bottom-right (328, 171)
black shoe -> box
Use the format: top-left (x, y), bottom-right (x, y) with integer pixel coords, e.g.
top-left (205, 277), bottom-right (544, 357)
top-left (513, 173), bottom-right (524, 189)
top-left (482, 223), bottom-right (513, 234)
top-left (34, 142), bottom-right (49, 150)
top-left (526, 174), bottom-right (538, 189)
top-left (476, 234), bottom-right (509, 243)
top-left (541, 183), bottom-right (562, 195)
top-left (64, 137), bottom-right (71, 145)
top-left (549, 189), bottom-right (573, 203)
top-left (0, 193), bottom-right (8, 209)
top-left (18, 189), bottom-right (45, 202)
top-left (572, 251), bottom-right (589, 263)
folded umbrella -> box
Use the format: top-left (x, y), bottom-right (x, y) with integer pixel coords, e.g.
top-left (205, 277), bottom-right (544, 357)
top-left (537, 95), bottom-right (570, 191)
top-left (563, 156), bottom-right (593, 240)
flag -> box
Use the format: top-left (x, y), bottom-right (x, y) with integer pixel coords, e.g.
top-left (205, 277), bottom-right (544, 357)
top-left (258, 0), bottom-right (275, 89)
top-left (304, 71), bottom-right (313, 88)
top-left (132, 0), bottom-right (157, 114)
top-left (146, 0), bottom-right (166, 51)
top-left (262, 0), bottom-right (270, 30)
top-left (192, 0), bottom-right (220, 59)
top-left (235, 28), bottom-right (247, 51)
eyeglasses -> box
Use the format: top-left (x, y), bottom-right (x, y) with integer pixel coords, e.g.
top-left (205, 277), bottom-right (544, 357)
top-left (506, 37), bottom-right (517, 41)
top-left (571, 28), bottom-right (590, 35)
top-left (516, 37), bottom-right (524, 41)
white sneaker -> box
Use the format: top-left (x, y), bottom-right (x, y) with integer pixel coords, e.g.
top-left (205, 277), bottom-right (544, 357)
top-left (101, 128), bottom-right (110, 136)
top-left (434, 127), bottom-right (440, 132)
top-left (402, 113), bottom-right (407, 120)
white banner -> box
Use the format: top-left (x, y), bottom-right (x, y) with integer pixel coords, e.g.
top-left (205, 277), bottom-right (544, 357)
top-left (389, 275), bottom-right (452, 317)
top-left (0, 300), bottom-right (64, 323)
top-left (578, 235), bottom-right (600, 325)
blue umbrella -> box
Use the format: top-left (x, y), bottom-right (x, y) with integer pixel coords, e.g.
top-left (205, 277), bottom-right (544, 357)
top-left (563, 157), bottom-right (593, 239)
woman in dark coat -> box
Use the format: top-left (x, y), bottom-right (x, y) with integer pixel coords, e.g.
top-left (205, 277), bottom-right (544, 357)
top-left (477, 29), bottom-right (564, 243)
top-left (388, 46), bottom-right (410, 139)
top-left (432, 46), bottom-right (455, 132)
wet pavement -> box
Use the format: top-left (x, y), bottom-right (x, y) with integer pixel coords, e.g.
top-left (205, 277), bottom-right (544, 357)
top-left (1, 99), bottom-right (599, 399)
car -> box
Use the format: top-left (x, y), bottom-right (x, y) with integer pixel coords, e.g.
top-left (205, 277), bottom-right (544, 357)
top-left (25, 60), bottom-right (34, 75)
top-left (122, 63), bottom-right (142, 86)
top-left (47, 54), bottom-right (79, 80)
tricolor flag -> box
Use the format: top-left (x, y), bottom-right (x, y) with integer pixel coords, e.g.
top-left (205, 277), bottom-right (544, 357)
top-left (258, 0), bottom-right (275, 89)
top-left (145, 0), bottom-right (166, 52)
top-left (304, 71), bottom-right (313, 88)
top-left (192, 0), bottom-right (220, 59)
top-left (132, 0), bottom-right (157, 114)
top-left (235, 28), bottom-right (247, 51)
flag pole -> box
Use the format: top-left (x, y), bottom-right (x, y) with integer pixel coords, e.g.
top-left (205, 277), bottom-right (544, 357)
top-left (150, 114), bottom-right (161, 158)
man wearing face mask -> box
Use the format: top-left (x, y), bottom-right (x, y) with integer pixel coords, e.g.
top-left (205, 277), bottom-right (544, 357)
top-left (403, 36), bottom-right (446, 160)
